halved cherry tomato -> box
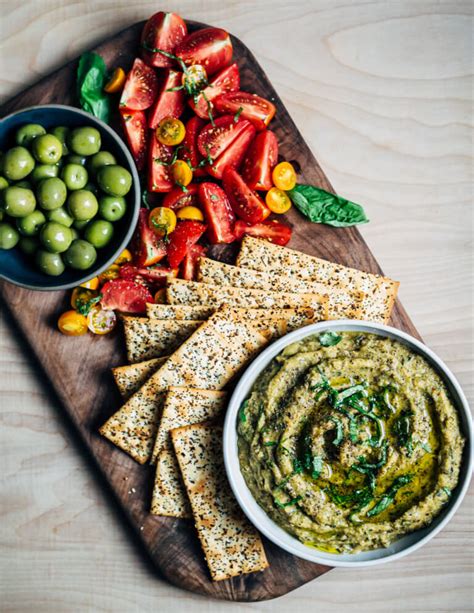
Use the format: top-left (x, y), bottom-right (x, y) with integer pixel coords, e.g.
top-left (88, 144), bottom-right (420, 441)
top-left (148, 70), bottom-right (186, 129)
top-left (182, 64), bottom-right (208, 94)
top-left (87, 305), bottom-right (117, 335)
top-left (154, 288), bottom-right (167, 303)
top-left (156, 117), bottom-right (186, 146)
top-left (80, 276), bottom-right (100, 290)
top-left (70, 287), bottom-right (97, 311)
top-left (233, 219), bottom-right (292, 246)
top-left (181, 243), bottom-right (207, 280)
top-left (119, 263), bottom-right (177, 284)
top-left (101, 279), bottom-right (154, 314)
top-left (120, 58), bottom-right (159, 111)
top-left (104, 67), bottom-right (126, 94)
top-left (182, 117), bottom-right (206, 177)
top-left (115, 248), bottom-right (133, 265)
top-left (215, 91), bottom-right (276, 131)
top-left (148, 206), bottom-right (177, 238)
top-left (265, 187), bottom-right (292, 214)
top-left (163, 184), bottom-right (200, 209)
top-left (198, 182), bottom-right (235, 244)
top-left (99, 264), bottom-right (121, 284)
top-left (134, 208), bottom-right (167, 267)
top-left (120, 109), bottom-right (147, 171)
top-left (147, 135), bottom-right (174, 193)
top-left (176, 205), bottom-right (204, 221)
top-left (197, 115), bottom-right (251, 160)
top-left (57, 310), bottom-right (88, 336)
top-left (189, 62), bottom-right (240, 119)
top-left (171, 160), bottom-right (193, 186)
top-left (140, 11), bottom-right (187, 68)
top-left (206, 121), bottom-right (255, 179)
top-left (222, 167), bottom-right (270, 224)
top-left (272, 161), bottom-right (297, 191)
top-left (242, 130), bottom-right (278, 191)
top-left (175, 27), bottom-right (233, 76)
top-left (166, 220), bottom-right (207, 268)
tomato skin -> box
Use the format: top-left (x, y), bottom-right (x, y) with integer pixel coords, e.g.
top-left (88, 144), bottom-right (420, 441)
top-left (176, 205), bottom-right (204, 221)
top-left (119, 263), bottom-right (177, 285)
top-left (101, 279), bottom-right (154, 314)
top-left (80, 276), bottom-right (99, 290)
top-left (133, 208), bottom-right (167, 267)
top-left (265, 187), bottom-right (292, 214)
top-left (182, 117), bottom-right (207, 177)
top-left (272, 161), bottom-right (297, 191)
top-left (163, 184), bottom-right (200, 209)
top-left (148, 206), bottom-right (177, 237)
top-left (175, 27), bottom-right (233, 76)
top-left (242, 129), bottom-right (278, 191)
top-left (198, 182), bottom-right (235, 244)
top-left (147, 133), bottom-right (174, 193)
top-left (215, 91), bottom-right (276, 131)
top-left (171, 160), bottom-right (193, 186)
top-left (207, 121), bottom-right (255, 180)
top-left (104, 67), bottom-right (126, 94)
top-left (222, 167), bottom-right (271, 224)
top-left (233, 219), bottom-right (292, 246)
top-left (166, 220), bottom-right (207, 268)
top-left (189, 62), bottom-right (240, 119)
top-left (140, 11), bottom-right (188, 68)
top-left (197, 115), bottom-right (252, 160)
top-left (58, 310), bottom-right (88, 336)
top-left (120, 58), bottom-right (159, 111)
top-left (148, 70), bottom-right (186, 129)
top-left (120, 109), bottom-right (147, 171)
top-left (156, 117), bottom-right (186, 146)
top-left (181, 243), bottom-right (207, 280)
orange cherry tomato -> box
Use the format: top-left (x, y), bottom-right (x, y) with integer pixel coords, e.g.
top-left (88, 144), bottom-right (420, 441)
top-left (171, 160), bottom-right (193, 187)
top-left (70, 287), bottom-right (98, 311)
top-left (80, 276), bottom-right (100, 290)
top-left (265, 187), bottom-right (292, 214)
top-left (154, 288), bottom-right (167, 303)
top-left (156, 117), bottom-right (186, 146)
top-left (114, 248), bottom-right (133, 265)
top-left (99, 264), bottom-right (121, 284)
top-left (87, 305), bottom-right (117, 335)
top-left (176, 205), bottom-right (204, 221)
top-left (272, 161), bottom-right (297, 191)
top-left (57, 310), bottom-right (88, 336)
top-left (148, 206), bottom-right (177, 238)
top-left (104, 67), bottom-right (126, 93)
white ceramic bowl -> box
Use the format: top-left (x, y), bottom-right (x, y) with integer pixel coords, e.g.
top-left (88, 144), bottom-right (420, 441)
top-left (223, 320), bottom-right (473, 567)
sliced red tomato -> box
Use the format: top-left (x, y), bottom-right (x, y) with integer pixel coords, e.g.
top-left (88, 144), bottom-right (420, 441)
top-left (241, 129), bottom-right (278, 191)
top-left (163, 184), bottom-right (200, 209)
top-left (207, 121), bottom-right (255, 179)
top-left (198, 182), bottom-right (235, 244)
top-left (119, 263), bottom-right (177, 285)
top-left (119, 58), bottom-right (159, 111)
top-left (215, 91), bottom-right (276, 131)
top-left (181, 116), bottom-right (206, 177)
top-left (133, 208), bottom-right (167, 267)
top-left (166, 220), bottom-right (207, 268)
top-left (140, 11), bottom-right (187, 68)
top-left (148, 70), bottom-right (186, 129)
top-left (120, 109), bottom-right (147, 171)
top-left (147, 134), bottom-right (174, 193)
top-left (222, 167), bottom-right (270, 224)
top-left (197, 115), bottom-right (252, 160)
top-left (101, 279), bottom-right (154, 314)
top-left (233, 219), bottom-right (292, 246)
top-left (189, 63), bottom-right (240, 119)
top-left (175, 27), bottom-right (232, 76)
top-left (181, 243), bottom-right (207, 280)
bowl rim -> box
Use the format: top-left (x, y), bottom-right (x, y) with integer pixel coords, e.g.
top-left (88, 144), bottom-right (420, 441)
top-left (223, 319), bottom-right (473, 567)
top-left (0, 103), bottom-right (140, 291)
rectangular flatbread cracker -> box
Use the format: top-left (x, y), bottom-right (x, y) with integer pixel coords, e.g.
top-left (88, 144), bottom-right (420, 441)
top-left (146, 303), bottom-right (215, 320)
top-left (151, 449), bottom-right (192, 518)
top-left (236, 236), bottom-right (399, 323)
top-left (171, 424), bottom-right (268, 581)
top-left (197, 257), bottom-right (364, 319)
top-left (112, 357), bottom-right (168, 400)
top-left (122, 316), bottom-right (202, 363)
top-left (99, 313), bottom-right (268, 464)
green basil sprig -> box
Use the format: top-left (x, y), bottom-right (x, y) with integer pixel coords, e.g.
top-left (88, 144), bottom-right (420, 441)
top-left (77, 52), bottom-right (111, 123)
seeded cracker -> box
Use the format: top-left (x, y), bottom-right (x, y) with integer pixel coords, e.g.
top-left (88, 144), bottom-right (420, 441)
top-left (151, 449), bottom-right (192, 518)
top-left (146, 303), bottom-right (216, 320)
top-left (112, 357), bottom-right (168, 400)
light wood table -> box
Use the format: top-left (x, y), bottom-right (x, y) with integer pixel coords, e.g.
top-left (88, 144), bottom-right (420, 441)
top-left (1, 1), bottom-right (472, 610)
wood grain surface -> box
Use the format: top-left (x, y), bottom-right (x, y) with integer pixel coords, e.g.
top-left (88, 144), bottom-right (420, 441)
top-left (0, 1), bottom-right (472, 611)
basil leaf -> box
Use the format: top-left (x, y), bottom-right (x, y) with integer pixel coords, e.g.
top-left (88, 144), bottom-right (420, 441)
top-left (311, 455), bottom-right (323, 479)
top-left (366, 474), bottom-right (412, 517)
top-left (287, 184), bottom-right (369, 227)
top-left (319, 331), bottom-right (342, 347)
top-left (77, 52), bottom-right (111, 123)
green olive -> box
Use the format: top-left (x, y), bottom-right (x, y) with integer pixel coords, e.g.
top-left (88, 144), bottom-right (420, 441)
top-left (67, 190), bottom-right (98, 221)
top-left (16, 209), bottom-right (46, 236)
top-left (50, 126), bottom-right (70, 155)
top-left (15, 123), bottom-right (46, 147)
top-left (31, 134), bottom-right (63, 164)
top-left (3, 186), bottom-right (36, 217)
top-left (36, 249), bottom-right (65, 276)
top-left (69, 227), bottom-right (80, 241)
top-left (0, 177), bottom-right (9, 191)
top-left (37, 177), bottom-right (67, 210)
top-left (64, 239), bottom-right (97, 270)
top-left (2, 146), bottom-right (35, 181)
top-left (73, 219), bottom-right (89, 231)
top-left (31, 164), bottom-right (59, 183)
top-left (0, 222), bottom-right (20, 249)
top-left (98, 195), bottom-right (127, 222)
top-left (84, 219), bottom-right (114, 248)
top-left (68, 127), bottom-right (101, 156)
top-left (46, 206), bottom-right (74, 227)
top-left (61, 163), bottom-right (88, 191)
top-left (64, 154), bottom-right (87, 166)
top-left (18, 236), bottom-right (39, 255)
top-left (14, 180), bottom-right (32, 189)
top-left (40, 221), bottom-right (73, 253)
top-left (97, 165), bottom-right (132, 197)
top-left (87, 151), bottom-right (117, 176)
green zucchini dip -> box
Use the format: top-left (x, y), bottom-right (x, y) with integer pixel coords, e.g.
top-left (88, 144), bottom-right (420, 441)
top-left (237, 332), bottom-right (464, 554)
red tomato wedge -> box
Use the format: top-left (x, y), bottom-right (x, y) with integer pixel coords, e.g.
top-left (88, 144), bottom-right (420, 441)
top-left (181, 243), bottom-right (207, 280)
top-left (101, 279), bottom-right (154, 314)
top-left (140, 11), bottom-right (187, 68)
top-left (147, 134), bottom-right (174, 193)
top-left (197, 115), bottom-right (252, 160)
top-left (120, 109), bottom-right (147, 171)
top-left (242, 129), bottom-right (278, 191)
top-left (181, 116), bottom-right (206, 177)
top-left (166, 220), bottom-right (207, 268)
top-left (175, 27), bottom-right (233, 76)
top-left (233, 219), bottom-right (292, 246)
top-left (133, 208), bottom-right (168, 267)
top-left (119, 58), bottom-right (159, 111)
top-left (198, 182), bottom-right (235, 244)
top-left (119, 263), bottom-right (177, 285)
top-left (189, 63), bottom-right (240, 119)
top-left (207, 121), bottom-right (256, 179)
top-left (148, 70), bottom-right (186, 129)
top-left (222, 167), bottom-right (271, 224)
top-left (215, 91), bottom-right (276, 131)
top-left (163, 184), bottom-right (200, 209)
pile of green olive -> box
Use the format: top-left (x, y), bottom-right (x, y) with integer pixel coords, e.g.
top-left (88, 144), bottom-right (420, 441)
top-left (0, 123), bottom-right (133, 276)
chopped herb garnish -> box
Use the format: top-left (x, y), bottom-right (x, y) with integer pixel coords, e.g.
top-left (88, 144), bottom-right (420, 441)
top-left (366, 474), bottom-right (413, 517)
top-left (319, 331), bottom-right (342, 347)
top-left (311, 455), bottom-right (323, 479)
top-left (239, 400), bottom-right (248, 423)
top-left (274, 495), bottom-right (302, 509)
top-left (263, 441), bottom-right (277, 447)
top-left (75, 294), bottom-right (102, 316)
top-left (330, 416), bottom-right (344, 446)
top-left (233, 106), bottom-right (244, 122)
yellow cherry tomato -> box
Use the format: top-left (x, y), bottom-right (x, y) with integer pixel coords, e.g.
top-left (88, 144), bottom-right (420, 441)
top-left (171, 160), bottom-right (193, 187)
top-left (154, 288), bottom-right (167, 303)
top-left (114, 248), bottom-right (133, 265)
top-left (156, 117), bottom-right (186, 146)
top-left (272, 161), bottom-right (297, 191)
top-left (70, 287), bottom-right (98, 311)
top-left (148, 206), bottom-right (177, 238)
top-left (57, 310), bottom-right (88, 336)
top-left (104, 67), bottom-right (126, 93)
top-left (182, 64), bottom-right (208, 94)
top-left (80, 276), bottom-right (100, 290)
top-left (87, 305), bottom-right (117, 335)
top-left (265, 187), bottom-right (292, 214)
top-left (176, 205), bottom-right (204, 222)
top-left (99, 264), bottom-right (121, 284)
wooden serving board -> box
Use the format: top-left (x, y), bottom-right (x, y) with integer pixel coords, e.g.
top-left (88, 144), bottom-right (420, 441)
top-left (0, 20), bottom-right (419, 602)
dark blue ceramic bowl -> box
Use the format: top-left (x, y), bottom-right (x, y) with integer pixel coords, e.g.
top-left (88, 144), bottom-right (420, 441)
top-left (0, 105), bottom-right (140, 290)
